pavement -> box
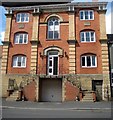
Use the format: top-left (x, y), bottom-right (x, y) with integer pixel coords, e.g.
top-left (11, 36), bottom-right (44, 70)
top-left (1, 98), bottom-right (113, 111)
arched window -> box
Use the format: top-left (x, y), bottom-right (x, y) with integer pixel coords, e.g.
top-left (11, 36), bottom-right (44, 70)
top-left (14, 33), bottom-right (28, 44)
top-left (16, 13), bottom-right (29, 22)
top-left (47, 17), bottom-right (60, 39)
top-left (81, 54), bottom-right (97, 68)
top-left (80, 31), bottom-right (96, 42)
top-left (12, 55), bottom-right (26, 68)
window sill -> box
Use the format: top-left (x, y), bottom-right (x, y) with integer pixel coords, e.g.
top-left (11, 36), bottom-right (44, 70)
top-left (46, 39), bottom-right (61, 41)
top-left (14, 43), bottom-right (28, 45)
top-left (12, 67), bottom-right (26, 68)
top-left (80, 19), bottom-right (94, 21)
top-left (17, 21), bottom-right (29, 23)
top-left (80, 41), bottom-right (96, 43)
top-left (81, 66), bottom-right (97, 68)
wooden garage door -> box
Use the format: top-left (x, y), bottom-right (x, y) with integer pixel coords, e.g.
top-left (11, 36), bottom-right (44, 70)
top-left (39, 78), bottom-right (62, 102)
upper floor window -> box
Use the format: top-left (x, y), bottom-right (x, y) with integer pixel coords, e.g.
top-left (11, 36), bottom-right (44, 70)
top-left (14, 33), bottom-right (28, 44)
top-left (81, 55), bottom-right (97, 68)
top-left (16, 13), bottom-right (29, 22)
top-left (80, 10), bottom-right (94, 20)
top-left (80, 31), bottom-right (96, 42)
top-left (13, 55), bottom-right (26, 68)
top-left (47, 17), bottom-right (60, 39)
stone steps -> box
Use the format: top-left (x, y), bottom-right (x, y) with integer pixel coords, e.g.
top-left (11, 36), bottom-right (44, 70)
top-left (82, 91), bottom-right (94, 102)
top-left (6, 91), bottom-right (19, 101)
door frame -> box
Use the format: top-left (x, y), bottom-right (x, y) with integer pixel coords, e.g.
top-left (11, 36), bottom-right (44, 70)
top-left (47, 51), bottom-right (59, 75)
top-left (92, 80), bottom-right (103, 101)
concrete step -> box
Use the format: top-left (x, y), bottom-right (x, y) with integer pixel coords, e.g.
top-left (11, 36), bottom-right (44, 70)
top-left (6, 91), bottom-right (19, 101)
top-left (82, 100), bottom-right (94, 102)
top-left (82, 92), bottom-right (94, 102)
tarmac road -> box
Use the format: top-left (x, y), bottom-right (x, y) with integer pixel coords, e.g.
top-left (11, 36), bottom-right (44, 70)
top-left (1, 98), bottom-right (113, 119)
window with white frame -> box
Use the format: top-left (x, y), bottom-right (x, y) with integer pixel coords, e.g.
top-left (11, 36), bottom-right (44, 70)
top-left (14, 33), bottom-right (28, 44)
top-left (80, 31), bottom-right (96, 42)
top-left (47, 17), bottom-right (60, 39)
top-left (13, 55), bottom-right (26, 68)
top-left (80, 10), bottom-right (94, 20)
top-left (81, 55), bottom-right (97, 67)
top-left (16, 13), bottom-right (29, 22)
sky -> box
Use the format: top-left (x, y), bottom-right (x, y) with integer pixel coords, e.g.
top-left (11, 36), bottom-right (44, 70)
top-left (0, 0), bottom-right (112, 45)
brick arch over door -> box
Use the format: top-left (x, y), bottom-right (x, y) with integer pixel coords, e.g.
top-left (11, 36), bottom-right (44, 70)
top-left (43, 46), bottom-right (64, 56)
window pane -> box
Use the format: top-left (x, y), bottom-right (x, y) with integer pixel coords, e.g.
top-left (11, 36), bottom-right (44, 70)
top-left (24, 34), bottom-right (27, 43)
top-left (16, 14), bottom-right (20, 22)
top-left (13, 57), bottom-right (17, 66)
top-left (87, 56), bottom-right (91, 66)
top-left (49, 51), bottom-right (58, 55)
top-left (25, 14), bottom-right (29, 21)
top-left (55, 25), bottom-right (59, 31)
top-left (49, 60), bottom-right (52, 67)
top-left (92, 56), bottom-right (96, 66)
top-left (18, 57), bottom-right (21, 66)
top-left (15, 35), bottom-right (19, 43)
top-left (48, 25), bottom-right (54, 31)
top-left (82, 57), bottom-right (85, 66)
top-left (81, 32), bottom-right (84, 42)
top-left (80, 11), bottom-right (84, 19)
top-left (91, 32), bottom-right (94, 41)
top-left (48, 31), bottom-right (53, 39)
top-left (19, 34), bottom-right (23, 43)
top-left (54, 31), bottom-right (59, 39)
top-left (85, 11), bottom-right (88, 20)
top-left (90, 11), bottom-right (93, 19)
top-left (55, 21), bottom-right (59, 25)
top-left (49, 69), bottom-right (52, 73)
top-left (86, 32), bottom-right (90, 42)
top-left (49, 21), bottom-right (53, 26)
top-left (22, 57), bottom-right (26, 66)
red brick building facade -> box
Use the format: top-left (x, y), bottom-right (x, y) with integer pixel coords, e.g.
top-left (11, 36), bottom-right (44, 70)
top-left (1, 1), bottom-right (111, 101)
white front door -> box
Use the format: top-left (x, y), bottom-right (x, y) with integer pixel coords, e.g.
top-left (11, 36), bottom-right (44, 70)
top-left (48, 51), bottom-right (58, 75)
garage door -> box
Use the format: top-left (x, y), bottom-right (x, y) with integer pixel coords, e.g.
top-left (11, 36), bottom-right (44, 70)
top-left (39, 78), bottom-right (62, 102)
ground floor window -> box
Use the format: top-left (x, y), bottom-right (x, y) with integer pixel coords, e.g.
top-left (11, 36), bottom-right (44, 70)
top-left (13, 55), bottom-right (26, 68)
top-left (81, 55), bottom-right (97, 68)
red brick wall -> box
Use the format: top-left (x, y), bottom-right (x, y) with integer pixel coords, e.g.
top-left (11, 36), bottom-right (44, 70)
top-left (23, 80), bottom-right (36, 101)
top-left (75, 8), bottom-right (102, 74)
top-left (7, 9), bottom-right (102, 75)
top-left (7, 11), bottom-right (33, 74)
top-left (65, 81), bottom-right (79, 101)
top-left (38, 12), bottom-right (69, 74)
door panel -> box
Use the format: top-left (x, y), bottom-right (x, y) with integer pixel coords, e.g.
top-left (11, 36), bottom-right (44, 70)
top-left (92, 80), bottom-right (102, 101)
top-left (39, 79), bottom-right (62, 102)
top-left (48, 51), bottom-right (58, 75)
top-left (53, 57), bottom-right (58, 75)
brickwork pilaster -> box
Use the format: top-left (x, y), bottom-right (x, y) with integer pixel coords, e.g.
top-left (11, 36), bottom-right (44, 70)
top-left (68, 10), bottom-right (76, 74)
top-left (1, 13), bottom-right (13, 74)
top-left (99, 9), bottom-right (111, 100)
top-left (30, 12), bottom-right (40, 74)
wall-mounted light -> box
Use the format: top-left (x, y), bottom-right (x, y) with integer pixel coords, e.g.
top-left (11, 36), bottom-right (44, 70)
top-left (65, 52), bottom-right (68, 59)
top-left (39, 52), bottom-right (42, 58)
